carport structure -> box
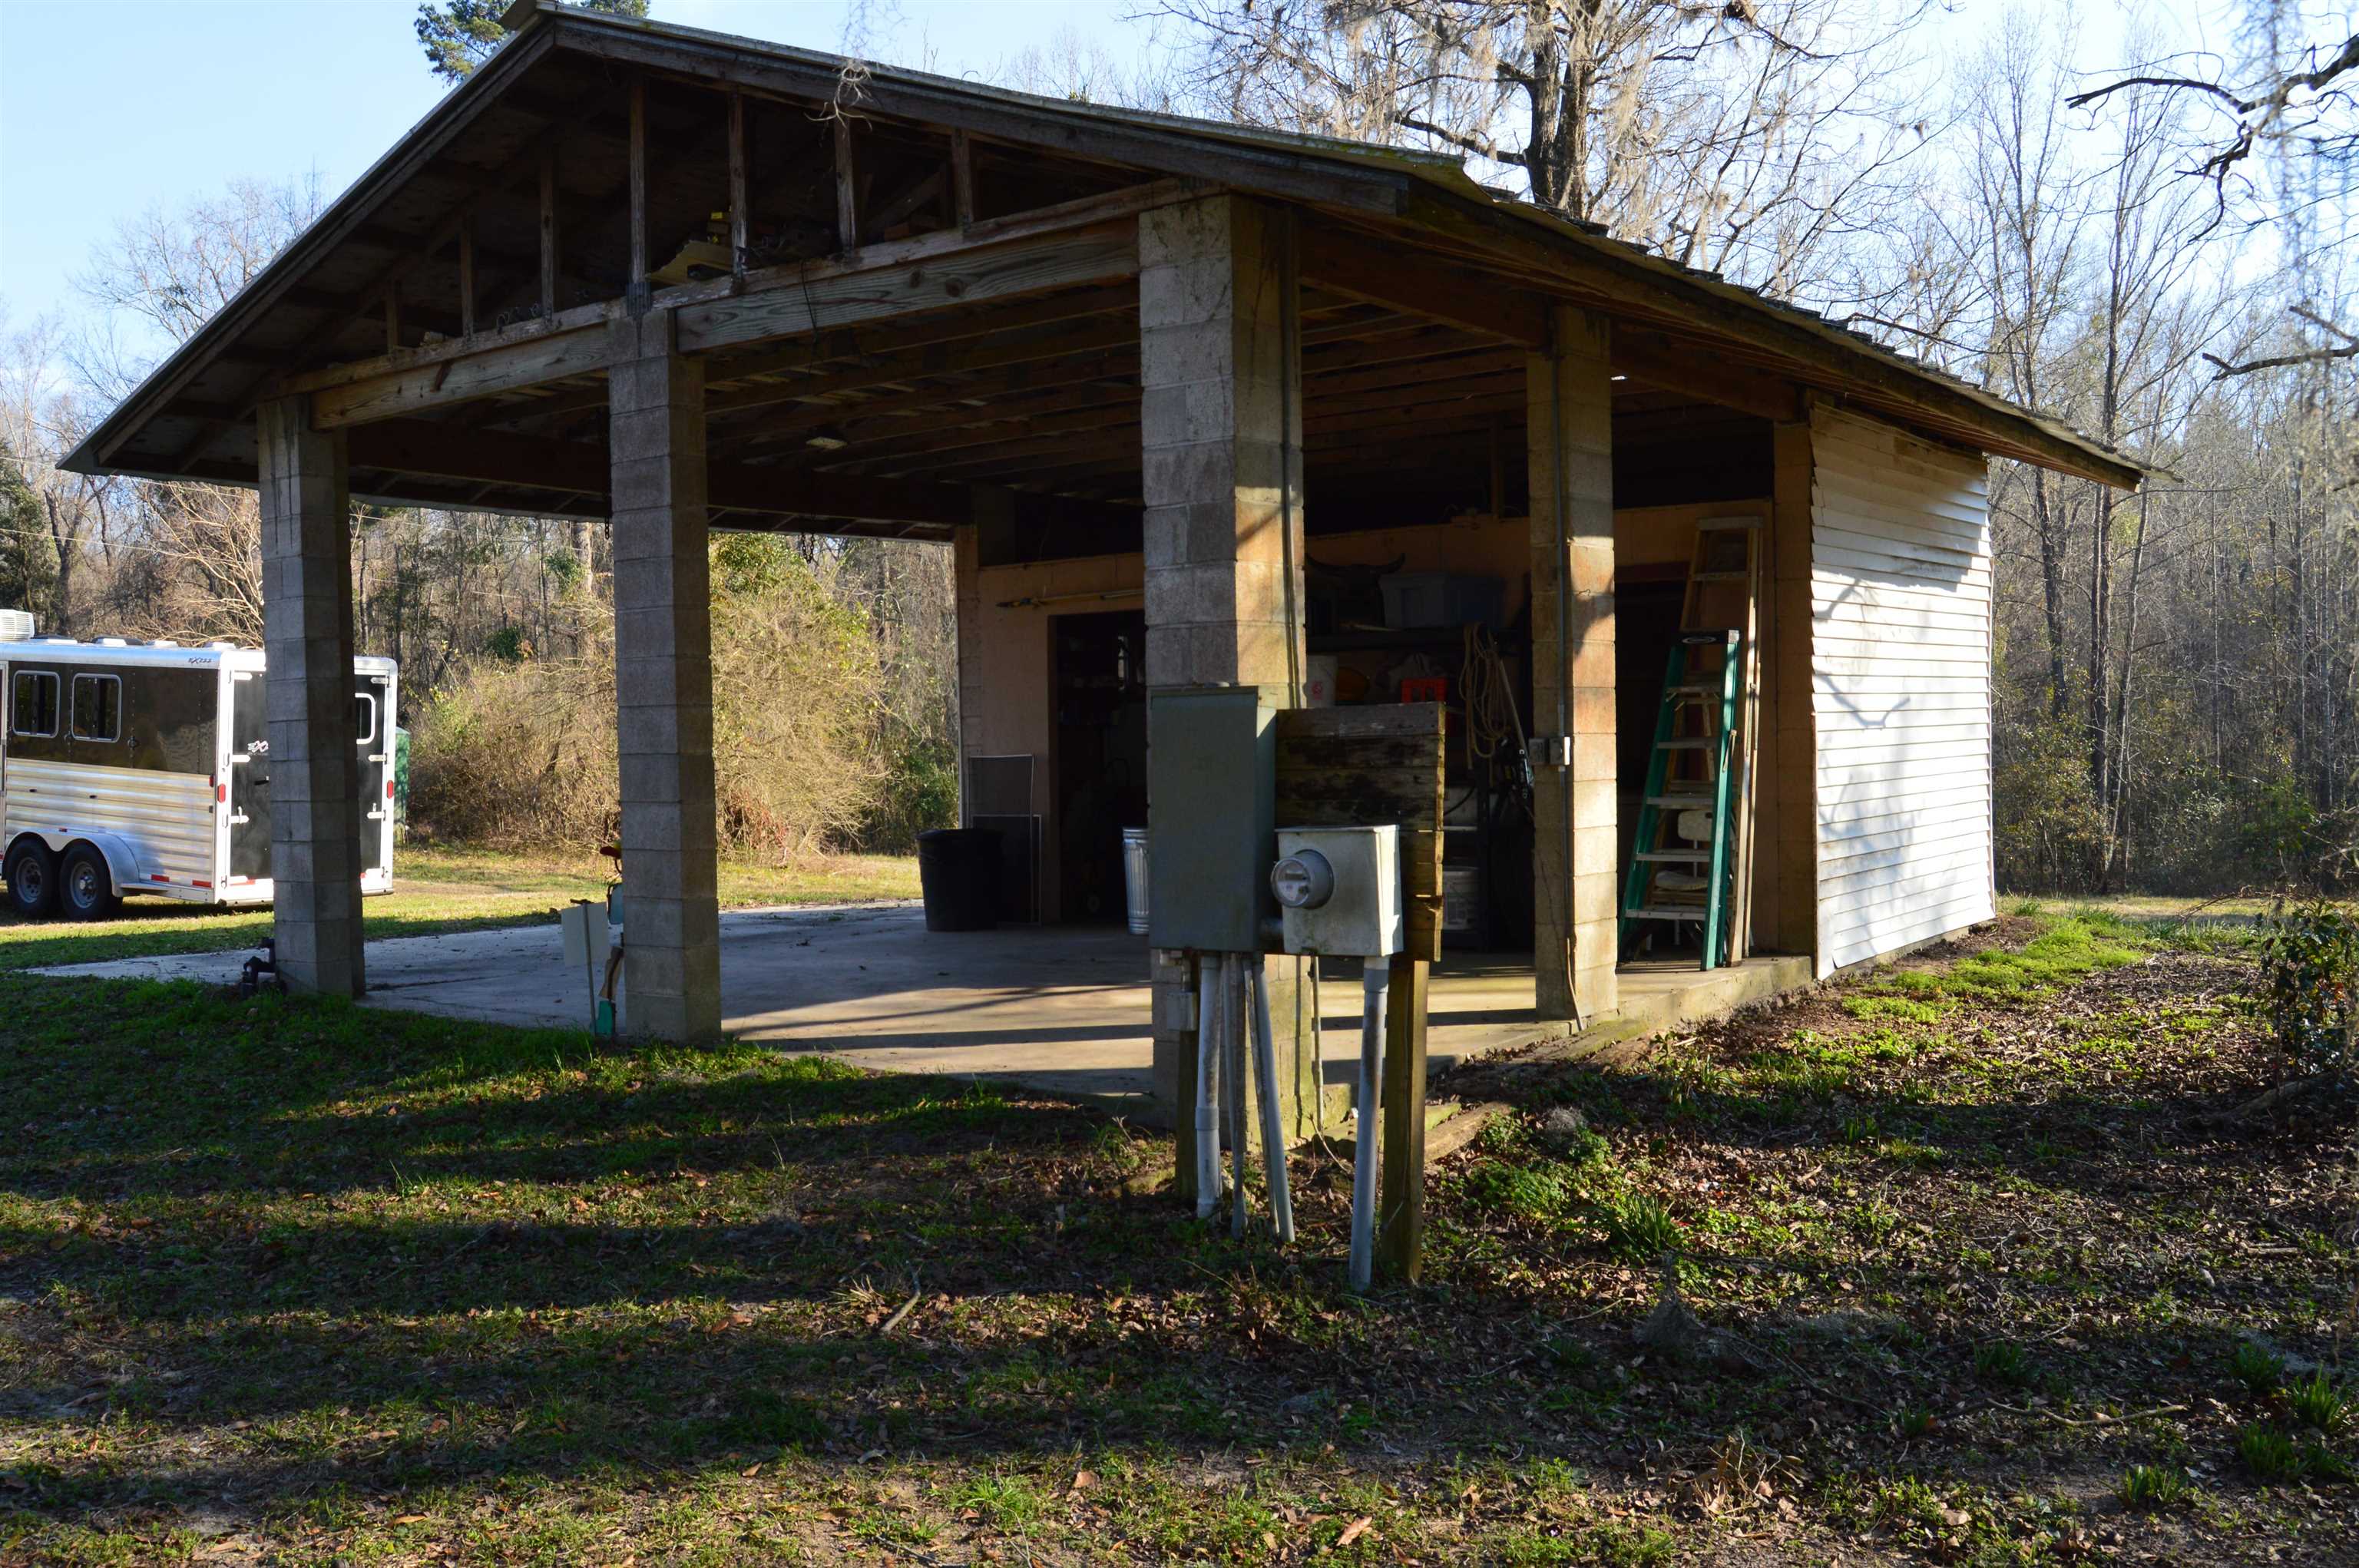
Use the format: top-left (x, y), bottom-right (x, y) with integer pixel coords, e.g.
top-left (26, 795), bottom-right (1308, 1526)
top-left (65, 5), bottom-right (2136, 1078)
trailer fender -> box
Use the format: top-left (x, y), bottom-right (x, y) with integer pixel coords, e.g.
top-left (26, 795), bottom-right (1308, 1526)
top-left (61, 833), bottom-right (144, 895)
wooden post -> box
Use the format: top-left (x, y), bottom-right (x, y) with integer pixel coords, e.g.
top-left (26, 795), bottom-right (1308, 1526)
top-left (627, 78), bottom-right (650, 305)
top-left (538, 148), bottom-right (559, 320)
top-left (1770, 418), bottom-right (1817, 958)
top-left (1377, 951), bottom-right (1431, 1280)
top-left (833, 117), bottom-right (860, 253)
top-left (458, 222), bottom-right (476, 338)
top-left (1161, 949), bottom-right (1205, 1206)
top-left (727, 91), bottom-right (749, 278)
top-left (950, 127), bottom-right (976, 229)
top-left (382, 289), bottom-right (401, 352)
top-left (1527, 306), bottom-right (1617, 1024)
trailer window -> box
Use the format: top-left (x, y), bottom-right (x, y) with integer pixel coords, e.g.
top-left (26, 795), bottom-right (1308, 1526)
top-left (353, 692), bottom-right (377, 746)
top-left (71, 674), bottom-right (122, 743)
top-left (10, 670), bottom-right (58, 738)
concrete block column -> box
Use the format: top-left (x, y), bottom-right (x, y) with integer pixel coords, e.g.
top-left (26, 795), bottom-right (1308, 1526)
top-left (1138, 194), bottom-right (1312, 1166)
top-left (608, 309), bottom-right (722, 1042)
top-left (1527, 306), bottom-right (1618, 1022)
top-left (256, 397), bottom-right (366, 998)
top-left (1138, 194), bottom-right (1305, 693)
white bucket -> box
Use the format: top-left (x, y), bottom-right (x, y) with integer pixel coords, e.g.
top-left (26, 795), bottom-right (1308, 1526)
top-left (1121, 827), bottom-right (1150, 935)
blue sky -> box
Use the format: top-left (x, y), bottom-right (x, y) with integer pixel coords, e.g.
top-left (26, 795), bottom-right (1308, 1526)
top-left (2, 0), bottom-right (2189, 357)
top-left (0, 1), bottom-right (1134, 336)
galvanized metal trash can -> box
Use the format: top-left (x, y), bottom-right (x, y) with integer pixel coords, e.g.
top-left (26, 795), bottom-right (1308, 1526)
top-left (1120, 827), bottom-right (1150, 935)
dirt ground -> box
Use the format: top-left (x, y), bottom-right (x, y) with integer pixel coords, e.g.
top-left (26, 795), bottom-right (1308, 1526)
top-left (2, 911), bottom-right (2353, 1563)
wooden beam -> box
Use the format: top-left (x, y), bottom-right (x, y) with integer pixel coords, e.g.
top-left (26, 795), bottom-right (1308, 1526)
top-left (672, 218), bottom-right (1139, 357)
top-left (538, 147), bottom-right (560, 320)
top-left (715, 354), bottom-right (1139, 453)
top-left (950, 127), bottom-right (975, 228)
top-left (833, 117), bottom-right (859, 253)
top-left (284, 205), bottom-right (1144, 428)
top-left (627, 78), bottom-right (650, 302)
top-left (1297, 223), bottom-right (1550, 346)
top-left (1613, 326), bottom-right (1802, 424)
top-left (727, 92), bottom-right (749, 278)
top-left (382, 289), bottom-right (402, 353)
top-left (303, 315), bottom-right (613, 428)
top-left (458, 223), bottom-right (477, 338)
top-left (1395, 187), bottom-right (2142, 488)
top-left (705, 276), bottom-right (1136, 390)
top-left (345, 415), bottom-right (1138, 538)
top-left (564, 24), bottom-right (1414, 217)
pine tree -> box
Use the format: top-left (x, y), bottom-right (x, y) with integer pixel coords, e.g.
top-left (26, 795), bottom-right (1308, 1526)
top-left (0, 440), bottom-right (57, 624)
top-left (415, 0), bottom-right (651, 86)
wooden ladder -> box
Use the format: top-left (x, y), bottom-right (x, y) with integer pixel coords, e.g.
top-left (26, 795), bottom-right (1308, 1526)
top-left (1619, 518), bottom-right (1762, 970)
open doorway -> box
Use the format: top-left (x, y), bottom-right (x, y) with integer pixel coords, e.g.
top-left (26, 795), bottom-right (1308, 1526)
top-left (1051, 610), bottom-right (1147, 924)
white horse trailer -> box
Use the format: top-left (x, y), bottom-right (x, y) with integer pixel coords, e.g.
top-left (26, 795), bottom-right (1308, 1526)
top-left (0, 629), bottom-right (395, 920)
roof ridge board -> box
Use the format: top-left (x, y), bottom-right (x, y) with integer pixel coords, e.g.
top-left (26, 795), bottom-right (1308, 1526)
top-left (538, 14), bottom-right (1426, 217)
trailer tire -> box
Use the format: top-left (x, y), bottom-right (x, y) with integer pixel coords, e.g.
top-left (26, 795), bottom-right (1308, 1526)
top-left (5, 839), bottom-right (59, 918)
top-left (58, 845), bottom-right (120, 922)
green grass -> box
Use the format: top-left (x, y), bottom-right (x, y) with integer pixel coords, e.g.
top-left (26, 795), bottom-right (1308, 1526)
top-left (2119, 1464), bottom-right (2190, 1510)
top-left (0, 844), bottom-right (918, 970)
top-left (4, 905), bottom-right (2348, 1563)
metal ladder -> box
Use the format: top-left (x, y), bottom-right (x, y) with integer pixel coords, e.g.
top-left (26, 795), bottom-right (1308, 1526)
top-left (1620, 629), bottom-right (1743, 969)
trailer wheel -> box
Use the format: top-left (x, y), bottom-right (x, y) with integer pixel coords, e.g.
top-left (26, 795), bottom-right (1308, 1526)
top-left (58, 845), bottom-right (120, 922)
top-left (5, 839), bottom-right (59, 918)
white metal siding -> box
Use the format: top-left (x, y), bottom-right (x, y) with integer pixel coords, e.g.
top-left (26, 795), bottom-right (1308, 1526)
top-left (4, 757), bottom-right (218, 886)
top-left (1810, 409), bottom-right (1995, 974)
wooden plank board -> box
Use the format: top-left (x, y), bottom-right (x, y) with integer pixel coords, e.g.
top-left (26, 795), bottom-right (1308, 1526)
top-left (1273, 703), bottom-right (1445, 963)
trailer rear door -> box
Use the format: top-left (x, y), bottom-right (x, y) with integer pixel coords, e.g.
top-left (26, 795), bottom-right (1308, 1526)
top-left (226, 670), bottom-right (271, 882)
top-left (355, 675), bottom-right (392, 877)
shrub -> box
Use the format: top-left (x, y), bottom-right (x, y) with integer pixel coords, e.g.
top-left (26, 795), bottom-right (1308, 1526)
top-left (409, 540), bottom-right (895, 858)
top-left (2253, 899), bottom-right (2359, 1080)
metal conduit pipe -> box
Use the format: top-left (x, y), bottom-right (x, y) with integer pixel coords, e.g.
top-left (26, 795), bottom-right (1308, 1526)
top-left (1348, 962), bottom-right (1390, 1291)
top-left (1193, 958), bottom-right (1222, 1220)
top-left (1227, 953), bottom-right (1250, 1238)
top-left (1248, 960), bottom-right (1295, 1243)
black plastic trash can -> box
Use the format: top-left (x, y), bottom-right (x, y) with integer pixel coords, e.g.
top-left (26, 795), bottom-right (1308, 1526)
top-left (916, 827), bottom-right (1003, 931)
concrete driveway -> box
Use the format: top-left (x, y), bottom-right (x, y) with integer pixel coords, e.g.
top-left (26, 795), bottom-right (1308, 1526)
top-left (36, 903), bottom-right (1557, 1118)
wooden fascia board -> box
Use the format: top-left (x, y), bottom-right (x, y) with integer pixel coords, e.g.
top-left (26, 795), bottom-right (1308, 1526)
top-left (551, 20), bottom-right (1413, 217)
top-left (1393, 187), bottom-right (2142, 491)
top-left (281, 211), bottom-right (1143, 428)
top-left (59, 25), bottom-right (559, 478)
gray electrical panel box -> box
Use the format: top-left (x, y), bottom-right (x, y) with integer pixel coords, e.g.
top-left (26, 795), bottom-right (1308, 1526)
top-left (1146, 686), bottom-right (1277, 951)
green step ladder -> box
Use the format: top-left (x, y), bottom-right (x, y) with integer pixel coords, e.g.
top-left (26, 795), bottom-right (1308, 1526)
top-left (1620, 628), bottom-right (1743, 970)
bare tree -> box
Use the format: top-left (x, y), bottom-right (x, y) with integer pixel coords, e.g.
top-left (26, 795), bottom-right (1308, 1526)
top-left (1156, 0), bottom-right (1934, 303)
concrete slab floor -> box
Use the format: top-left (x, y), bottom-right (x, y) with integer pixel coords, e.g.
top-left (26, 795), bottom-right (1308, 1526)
top-left (35, 905), bottom-right (1803, 1120)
